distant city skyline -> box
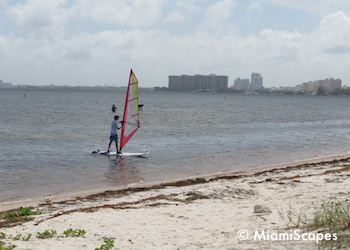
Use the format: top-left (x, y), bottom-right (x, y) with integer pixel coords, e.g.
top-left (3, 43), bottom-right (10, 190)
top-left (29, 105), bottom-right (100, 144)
top-left (1, 1), bottom-right (350, 88)
top-left (233, 73), bottom-right (264, 91)
top-left (0, 74), bottom-right (343, 92)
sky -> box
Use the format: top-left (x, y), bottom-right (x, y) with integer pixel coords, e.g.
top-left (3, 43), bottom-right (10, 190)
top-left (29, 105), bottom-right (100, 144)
top-left (1, 0), bottom-right (350, 88)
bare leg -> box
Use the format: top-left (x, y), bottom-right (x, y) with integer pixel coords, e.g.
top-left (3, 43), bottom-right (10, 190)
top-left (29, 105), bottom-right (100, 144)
top-left (116, 142), bottom-right (119, 153)
top-left (107, 141), bottom-right (112, 152)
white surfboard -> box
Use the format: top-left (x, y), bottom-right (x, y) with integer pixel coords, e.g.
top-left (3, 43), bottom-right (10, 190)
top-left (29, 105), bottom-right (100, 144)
top-left (92, 150), bottom-right (148, 157)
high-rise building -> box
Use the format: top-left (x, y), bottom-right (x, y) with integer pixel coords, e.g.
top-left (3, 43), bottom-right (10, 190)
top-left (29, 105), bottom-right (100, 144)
top-left (302, 78), bottom-right (341, 93)
top-left (233, 78), bottom-right (250, 91)
top-left (250, 73), bottom-right (263, 90)
top-left (168, 74), bottom-right (228, 91)
top-left (0, 79), bottom-right (13, 88)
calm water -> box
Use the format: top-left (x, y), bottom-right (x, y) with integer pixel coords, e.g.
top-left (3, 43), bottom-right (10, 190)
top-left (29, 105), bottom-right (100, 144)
top-left (1, 89), bottom-right (350, 203)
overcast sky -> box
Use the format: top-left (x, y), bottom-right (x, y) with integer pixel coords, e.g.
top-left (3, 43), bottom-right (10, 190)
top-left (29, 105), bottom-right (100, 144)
top-left (1, 0), bottom-right (350, 87)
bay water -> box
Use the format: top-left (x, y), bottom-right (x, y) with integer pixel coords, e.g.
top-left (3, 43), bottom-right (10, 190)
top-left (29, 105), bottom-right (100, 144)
top-left (1, 88), bottom-right (350, 203)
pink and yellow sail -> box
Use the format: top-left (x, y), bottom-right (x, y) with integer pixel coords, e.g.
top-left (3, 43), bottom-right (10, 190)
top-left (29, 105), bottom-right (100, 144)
top-left (120, 69), bottom-right (140, 151)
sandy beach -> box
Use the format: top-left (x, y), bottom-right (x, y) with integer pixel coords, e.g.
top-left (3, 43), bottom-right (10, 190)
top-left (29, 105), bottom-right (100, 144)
top-left (1, 155), bottom-right (350, 250)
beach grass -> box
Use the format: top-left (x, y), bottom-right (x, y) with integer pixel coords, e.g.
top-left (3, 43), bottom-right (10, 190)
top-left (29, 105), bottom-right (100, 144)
top-left (277, 201), bottom-right (309, 229)
top-left (309, 199), bottom-right (350, 249)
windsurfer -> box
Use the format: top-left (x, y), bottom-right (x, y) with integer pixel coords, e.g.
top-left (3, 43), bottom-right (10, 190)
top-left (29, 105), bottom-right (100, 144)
top-left (111, 104), bottom-right (117, 112)
top-left (107, 115), bottom-right (121, 153)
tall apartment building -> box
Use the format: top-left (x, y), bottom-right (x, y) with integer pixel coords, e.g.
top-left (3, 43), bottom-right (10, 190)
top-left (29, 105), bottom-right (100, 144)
top-left (250, 73), bottom-right (263, 90)
top-left (0, 79), bottom-right (12, 88)
top-left (168, 74), bottom-right (228, 91)
top-left (233, 78), bottom-right (250, 91)
top-left (302, 78), bottom-right (341, 93)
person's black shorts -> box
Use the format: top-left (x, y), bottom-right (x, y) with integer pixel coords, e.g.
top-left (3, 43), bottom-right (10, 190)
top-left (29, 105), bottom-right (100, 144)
top-left (110, 135), bottom-right (118, 142)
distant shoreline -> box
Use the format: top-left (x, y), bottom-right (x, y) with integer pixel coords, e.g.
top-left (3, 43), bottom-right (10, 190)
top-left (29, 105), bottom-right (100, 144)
top-left (2, 85), bottom-right (350, 96)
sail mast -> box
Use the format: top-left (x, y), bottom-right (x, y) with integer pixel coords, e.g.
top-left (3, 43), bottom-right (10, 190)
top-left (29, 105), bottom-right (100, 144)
top-left (120, 69), bottom-right (140, 151)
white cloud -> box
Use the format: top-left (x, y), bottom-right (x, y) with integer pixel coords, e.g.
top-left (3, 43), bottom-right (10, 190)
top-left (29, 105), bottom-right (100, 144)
top-left (2, 1), bottom-right (350, 87)
top-left (204, 0), bottom-right (236, 28)
top-left (6, 0), bottom-right (70, 37)
top-left (300, 11), bottom-right (350, 56)
top-left (299, 11), bottom-right (350, 78)
top-left (261, 0), bottom-right (350, 17)
top-left (165, 11), bottom-right (185, 23)
top-left (72, 0), bottom-right (165, 28)
top-left (249, 10), bottom-right (350, 85)
top-left (175, 0), bottom-right (201, 13)
top-left (320, 11), bottom-right (350, 28)
top-left (247, 2), bottom-right (262, 12)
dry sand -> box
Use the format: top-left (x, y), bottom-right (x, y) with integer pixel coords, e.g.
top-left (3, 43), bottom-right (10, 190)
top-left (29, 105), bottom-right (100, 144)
top-left (1, 155), bottom-right (350, 249)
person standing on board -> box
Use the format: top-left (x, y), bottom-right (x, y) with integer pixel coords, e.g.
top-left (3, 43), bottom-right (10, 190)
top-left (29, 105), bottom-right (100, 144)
top-left (111, 104), bottom-right (117, 112)
top-left (107, 115), bottom-right (121, 153)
